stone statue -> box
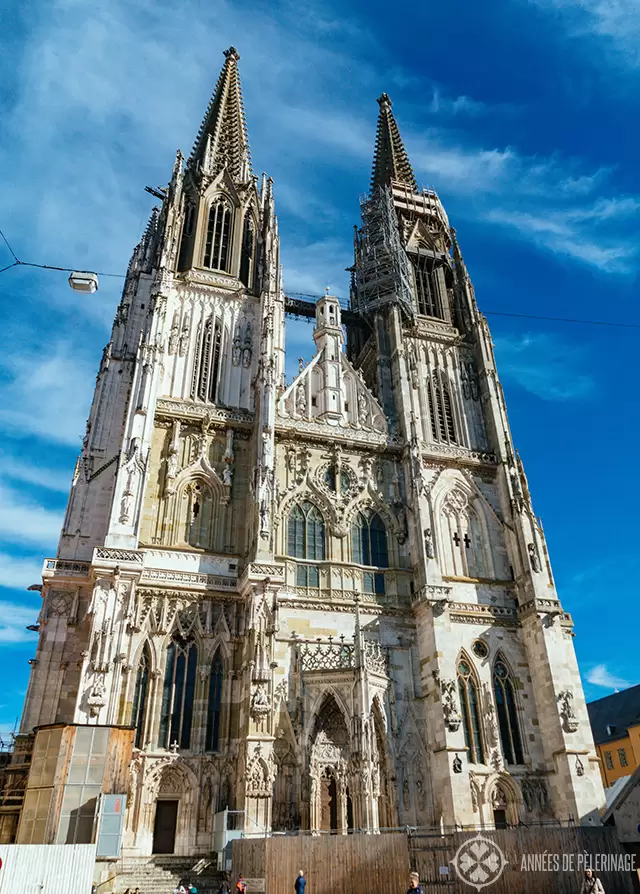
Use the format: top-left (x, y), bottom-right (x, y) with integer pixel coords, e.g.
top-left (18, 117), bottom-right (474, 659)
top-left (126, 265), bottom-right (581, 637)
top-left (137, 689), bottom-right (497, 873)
top-left (296, 381), bottom-right (307, 413)
top-left (424, 528), bottom-right (434, 559)
top-left (558, 690), bottom-right (579, 733)
top-left (441, 679), bottom-right (461, 732)
top-left (528, 542), bottom-right (541, 573)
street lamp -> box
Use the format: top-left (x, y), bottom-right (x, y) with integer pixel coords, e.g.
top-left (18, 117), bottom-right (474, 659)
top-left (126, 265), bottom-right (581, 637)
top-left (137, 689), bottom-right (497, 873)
top-left (68, 271), bottom-right (99, 293)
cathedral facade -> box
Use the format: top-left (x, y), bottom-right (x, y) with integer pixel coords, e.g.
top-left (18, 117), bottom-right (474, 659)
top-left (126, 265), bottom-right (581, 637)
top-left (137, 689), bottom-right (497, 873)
top-left (14, 47), bottom-right (604, 856)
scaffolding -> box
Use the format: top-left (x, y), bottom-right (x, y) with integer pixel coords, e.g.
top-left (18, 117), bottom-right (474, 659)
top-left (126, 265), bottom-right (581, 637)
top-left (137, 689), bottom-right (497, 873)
top-left (0, 733), bottom-right (32, 843)
top-left (352, 184), bottom-right (415, 322)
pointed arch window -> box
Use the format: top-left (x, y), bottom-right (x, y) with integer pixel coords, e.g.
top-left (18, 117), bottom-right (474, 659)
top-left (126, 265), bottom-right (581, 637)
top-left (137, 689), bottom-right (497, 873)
top-left (412, 254), bottom-right (444, 319)
top-left (158, 635), bottom-right (197, 750)
top-left (184, 480), bottom-right (216, 549)
top-left (351, 512), bottom-right (389, 568)
top-left (494, 660), bottom-right (524, 765)
top-left (131, 644), bottom-right (150, 749)
top-left (206, 650), bottom-right (224, 752)
top-left (204, 200), bottom-right (233, 271)
top-left (239, 215), bottom-right (255, 288)
top-left (192, 316), bottom-right (223, 403)
top-left (457, 660), bottom-right (485, 764)
top-left (427, 372), bottom-right (457, 444)
top-left (324, 466), bottom-right (350, 494)
top-left (287, 502), bottom-right (325, 587)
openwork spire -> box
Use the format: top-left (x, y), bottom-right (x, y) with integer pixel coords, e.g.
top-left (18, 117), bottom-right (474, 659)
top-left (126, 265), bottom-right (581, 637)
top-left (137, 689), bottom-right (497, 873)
top-left (371, 93), bottom-right (417, 192)
top-left (190, 46), bottom-right (252, 181)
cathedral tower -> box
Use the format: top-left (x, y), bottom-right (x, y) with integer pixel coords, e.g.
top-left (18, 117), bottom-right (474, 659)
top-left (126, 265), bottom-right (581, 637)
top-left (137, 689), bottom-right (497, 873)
top-left (9, 53), bottom-right (603, 858)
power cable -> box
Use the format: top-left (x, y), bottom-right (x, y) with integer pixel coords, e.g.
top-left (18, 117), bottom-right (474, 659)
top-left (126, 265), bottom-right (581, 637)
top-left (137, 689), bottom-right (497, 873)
top-left (1, 226), bottom-right (638, 328)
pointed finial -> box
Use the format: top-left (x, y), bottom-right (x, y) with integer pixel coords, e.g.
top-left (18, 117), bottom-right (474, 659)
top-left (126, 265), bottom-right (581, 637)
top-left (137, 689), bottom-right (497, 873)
top-left (377, 93), bottom-right (392, 108)
top-left (325, 286), bottom-right (330, 295)
top-left (224, 46), bottom-right (240, 61)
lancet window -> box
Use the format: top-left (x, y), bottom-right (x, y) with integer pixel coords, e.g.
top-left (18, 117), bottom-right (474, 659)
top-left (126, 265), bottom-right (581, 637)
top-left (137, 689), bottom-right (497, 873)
top-left (457, 659), bottom-right (485, 764)
top-left (412, 255), bottom-right (444, 319)
top-left (184, 480), bottom-right (216, 549)
top-left (427, 371), bottom-right (458, 444)
top-left (203, 200), bottom-right (233, 271)
top-left (158, 634), bottom-right (197, 750)
top-left (351, 510), bottom-right (388, 595)
top-left (131, 644), bottom-right (150, 749)
top-left (441, 489), bottom-right (488, 579)
top-left (205, 649), bottom-right (224, 752)
top-left (192, 317), bottom-right (223, 403)
top-left (494, 660), bottom-right (524, 765)
top-left (287, 502), bottom-right (325, 587)
top-left (239, 215), bottom-right (255, 288)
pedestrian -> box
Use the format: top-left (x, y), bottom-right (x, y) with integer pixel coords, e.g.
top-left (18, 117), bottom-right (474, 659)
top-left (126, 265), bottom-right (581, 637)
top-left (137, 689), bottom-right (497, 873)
top-left (174, 885), bottom-right (186, 894)
top-left (580, 870), bottom-right (605, 894)
top-left (235, 876), bottom-right (246, 894)
top-left (407, 872), bottom-right (424, 894)
top-left (294, 871), bottom-right (306, 894)
top-left (134, 888), bottom-right (140, 894)
top-left (188, 884), bottom-right (198, 894)
top-left (218, 878), bottom-right (230, 894)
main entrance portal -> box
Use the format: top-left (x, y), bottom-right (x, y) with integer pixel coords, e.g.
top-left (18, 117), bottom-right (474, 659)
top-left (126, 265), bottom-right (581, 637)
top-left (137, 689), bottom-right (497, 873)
top-left (320, 776), bottom-right (338, 832)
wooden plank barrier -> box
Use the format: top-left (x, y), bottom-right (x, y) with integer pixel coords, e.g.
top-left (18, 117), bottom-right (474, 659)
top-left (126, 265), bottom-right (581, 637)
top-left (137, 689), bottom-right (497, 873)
top-left (232, 826), bottom-right (634, 894)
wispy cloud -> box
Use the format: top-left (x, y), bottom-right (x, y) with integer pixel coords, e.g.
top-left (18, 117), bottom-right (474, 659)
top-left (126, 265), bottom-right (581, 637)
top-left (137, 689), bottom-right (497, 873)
top-left (0, 553), bottom-right (45, 592)
top-left (0, 483), bottom-right (63, 549)
top-left (531, 0), bottom-right (640, 67)
top-left (586, 663), bottom-right (631, 690)
top-left (0, 599), bottom-right (40, 644)
top-left (0, 454), bottom-right (72, 494)
top-left (494, 332), bottom-right (596, 400)
top-left (0, 342), bottom-right (94, 447)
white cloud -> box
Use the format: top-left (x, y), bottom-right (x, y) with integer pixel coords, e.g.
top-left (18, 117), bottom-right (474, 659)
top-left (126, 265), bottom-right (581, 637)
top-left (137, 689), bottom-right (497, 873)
top-left (0, 342), bottom-right (94, 446)
top-left (0, 454), bottom-right (72, 493)
top-left (531, 0), bottom-right (640, 67)
top-left (0, 553), bottom-right (45, 592)
top-left (586, 663), bottom-right (631, 690)
top-left (0, 600), bottom-right (40, 644)
top-left (0, 482), bottom-right (63, 549)
top-left (494, 332), bottom-right (595, 400)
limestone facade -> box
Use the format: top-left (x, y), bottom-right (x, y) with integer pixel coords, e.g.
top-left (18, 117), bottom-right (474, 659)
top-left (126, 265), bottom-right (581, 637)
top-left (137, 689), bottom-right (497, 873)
top-left (16, 48), bottom-right (604, 855)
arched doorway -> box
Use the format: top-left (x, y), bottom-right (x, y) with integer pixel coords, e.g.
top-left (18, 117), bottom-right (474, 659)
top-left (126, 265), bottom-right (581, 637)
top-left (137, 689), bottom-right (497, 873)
top-left (320, 771), bottom-right (338, 832)
top-left (308, 695), bottom-right (350, 833)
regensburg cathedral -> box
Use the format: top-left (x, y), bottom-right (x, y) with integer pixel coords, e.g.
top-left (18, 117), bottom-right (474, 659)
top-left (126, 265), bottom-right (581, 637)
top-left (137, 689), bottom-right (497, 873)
top-left (11, 48), bottom-right (604, 856)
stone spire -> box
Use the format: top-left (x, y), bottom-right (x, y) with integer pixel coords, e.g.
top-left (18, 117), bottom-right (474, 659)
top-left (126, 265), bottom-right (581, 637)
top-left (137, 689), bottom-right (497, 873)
top-left (370, 93), bottom-right (417, 192)
top-left (190, 46), bottom-right (252, 181)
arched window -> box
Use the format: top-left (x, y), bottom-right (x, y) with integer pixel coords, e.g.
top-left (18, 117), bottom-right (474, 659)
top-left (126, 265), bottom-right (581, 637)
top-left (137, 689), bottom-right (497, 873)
top-left (494, 660), bottom-right (524, 765)
top-left (191, 317), bottom-right (223, 403)
top-left (287, 502), bottom-right (325, 587)
top-left (184, 480), bottom-right (216, 549)
top-left (457, 659), bottom-right (485, 764)
top-left (206, 650), bottom-right (224, 752)
top-left (239, 215), bottom-right (255, 288)
top-left (351, 511), bottom-right (388, 596)
top-left (427, 373), bottom-right (457, 444)
top-left (351, 512), bottom-right (389, 567)
top-left (412, 255), bottom-right (444, 319)
top-left (131, 644), bottom-right (150, 749)
top-left (158, 635), bottom-right (197, 750)
top-left (204, 200), bottom-right (233, 271)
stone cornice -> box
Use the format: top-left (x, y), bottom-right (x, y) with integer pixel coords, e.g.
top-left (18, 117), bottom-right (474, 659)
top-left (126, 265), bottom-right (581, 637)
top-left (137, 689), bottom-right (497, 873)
top-left (155, 397), bottom-right (254, 428)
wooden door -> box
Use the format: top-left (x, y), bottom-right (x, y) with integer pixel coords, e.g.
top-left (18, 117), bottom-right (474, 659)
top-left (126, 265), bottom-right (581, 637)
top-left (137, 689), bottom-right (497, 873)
top-left (153, 799), bottom-right (178, 853)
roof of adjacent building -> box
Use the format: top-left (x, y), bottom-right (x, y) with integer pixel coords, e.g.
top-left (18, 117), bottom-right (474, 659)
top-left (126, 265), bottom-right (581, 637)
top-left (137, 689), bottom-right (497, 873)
top-left (587, 683), bottom-right (640, 745)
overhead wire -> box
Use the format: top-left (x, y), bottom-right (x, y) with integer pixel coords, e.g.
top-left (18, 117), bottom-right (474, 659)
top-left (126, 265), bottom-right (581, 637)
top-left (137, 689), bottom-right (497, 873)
top-left (0, 226), bottom-right (637, 328)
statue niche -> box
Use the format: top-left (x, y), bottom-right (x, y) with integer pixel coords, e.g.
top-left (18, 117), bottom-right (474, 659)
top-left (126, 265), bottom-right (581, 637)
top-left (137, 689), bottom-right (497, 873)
top-left (309, 695), bottom-right (351, 833)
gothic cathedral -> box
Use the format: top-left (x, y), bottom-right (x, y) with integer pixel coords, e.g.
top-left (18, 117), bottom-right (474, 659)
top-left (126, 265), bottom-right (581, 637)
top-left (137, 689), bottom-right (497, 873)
top-left (12, 48), bottom-right (604, 855)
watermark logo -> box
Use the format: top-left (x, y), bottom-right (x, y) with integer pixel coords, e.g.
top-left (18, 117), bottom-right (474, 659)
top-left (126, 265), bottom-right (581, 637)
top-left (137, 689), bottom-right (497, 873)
top-left (450, 835), bottom-right (508, 890)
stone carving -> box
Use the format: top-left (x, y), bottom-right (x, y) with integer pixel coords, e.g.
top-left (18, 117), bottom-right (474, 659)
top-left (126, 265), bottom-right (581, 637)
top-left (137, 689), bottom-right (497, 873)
top-left (520, 775), bottom-right (548, 812)
top-left (47, 590), bottom-right (73, 618)
top-left (168, 310), bottom-right (179, 354)
top-left (575, 756), bottom-right (584, 777)
top-left (296, 381), bottom-right (307, 414)
top-left (87, 676), bottom-right (106, 717)
top-left (300, 639), bottom-right (354, 672)
top-left (558, 690), bottom-right (579, 733)
top-left (424, 528), bottom-right (434, 559)
top-left (232, 324), bottom-right (242, 366)
top-left (415, 777), bottom-right (426, 812)
top-left (528, 542), bottom-right (541, 573)
top-left (403, 778), bottom-right (410, 810)
top-left (251, 685), bottom-right (270, 720)
top-left (242, 323), bottom-right (252, 368)
top-left (441, 679), bottom-right (461, 732)
top-left (452, 754), bottom-right (463, 774)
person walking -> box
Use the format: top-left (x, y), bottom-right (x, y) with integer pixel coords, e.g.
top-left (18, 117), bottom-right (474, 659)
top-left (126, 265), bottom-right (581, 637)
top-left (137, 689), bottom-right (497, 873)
top-left (581, 870), bottom-right (605, 894)
top-left (235, 876), bottom-right (247, 894)
top-left (218, 878), bottom-right (230, 894)
top-left (407, 872), bottom-right (424, 894)
top-left (294, 871), bottom-right (306, 894)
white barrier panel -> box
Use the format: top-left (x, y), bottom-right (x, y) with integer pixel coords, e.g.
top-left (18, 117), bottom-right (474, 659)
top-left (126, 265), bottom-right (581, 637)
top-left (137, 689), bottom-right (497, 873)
top-left (0, 844), bottom-right (97, 894)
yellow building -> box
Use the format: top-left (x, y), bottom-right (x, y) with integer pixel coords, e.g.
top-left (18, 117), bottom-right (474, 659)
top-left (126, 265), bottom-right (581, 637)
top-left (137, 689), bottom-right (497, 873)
top-left (588, 684), bottom-right (640, 788)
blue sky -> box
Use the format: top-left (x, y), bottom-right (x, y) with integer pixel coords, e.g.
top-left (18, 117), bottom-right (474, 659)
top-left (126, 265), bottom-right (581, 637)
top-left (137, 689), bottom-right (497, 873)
top-left (1, 0), bottom-right (638, 737)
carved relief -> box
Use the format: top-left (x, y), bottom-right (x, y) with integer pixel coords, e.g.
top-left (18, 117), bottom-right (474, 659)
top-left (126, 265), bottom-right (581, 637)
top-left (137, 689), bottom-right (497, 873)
top-left (557, 690), bottom-right (579, 733)
top-left (441, 679), bottom-right (461, 732)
